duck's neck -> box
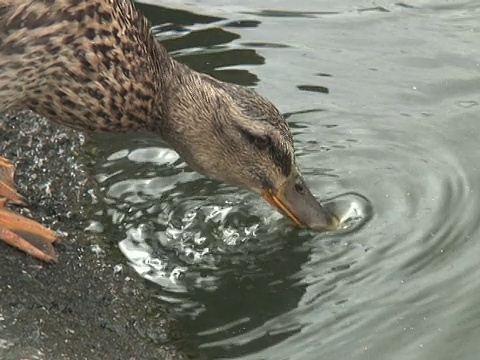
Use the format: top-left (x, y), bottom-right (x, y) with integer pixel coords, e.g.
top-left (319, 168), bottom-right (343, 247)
top-left (0, 0), bottom-right (183, 135)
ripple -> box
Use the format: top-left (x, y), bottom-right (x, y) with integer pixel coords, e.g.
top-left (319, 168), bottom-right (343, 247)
top-left (93, 107), bottom-right (479, 356)
top-left (241, 41), bottom-right (291, 49)
top-left (296, 84), bottom-right (330, 94)
top-left (87, 2), bottom-right (480, 358)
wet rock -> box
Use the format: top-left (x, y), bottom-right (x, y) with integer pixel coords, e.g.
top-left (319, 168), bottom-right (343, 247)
top-left (0, 111), bottom-right (196, 360)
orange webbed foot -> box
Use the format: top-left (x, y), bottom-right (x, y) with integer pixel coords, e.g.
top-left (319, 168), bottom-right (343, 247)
top-left (0, 156), bottom-right (26, 205)
top-left (0, 157), bottom-right (59, 263)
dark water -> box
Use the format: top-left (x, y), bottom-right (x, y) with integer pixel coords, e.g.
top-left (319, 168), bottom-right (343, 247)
top-left (89, 1), bottom-right (480, 359)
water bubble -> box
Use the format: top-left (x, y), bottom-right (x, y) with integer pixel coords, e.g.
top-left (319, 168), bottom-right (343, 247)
top-left (90, 244), bottom-right (104, 255)
top-left (170, 267), bottom-right (186, 281)
top-left (84, 220), bottom-right (104, 233)
top-left (324, 192), bottom-right (373, 234)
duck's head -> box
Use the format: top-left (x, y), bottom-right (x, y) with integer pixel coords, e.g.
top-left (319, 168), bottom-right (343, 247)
top-left (160, 68), bottom-right (338, 231)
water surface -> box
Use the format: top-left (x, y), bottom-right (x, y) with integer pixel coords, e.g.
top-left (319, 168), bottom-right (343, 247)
top-left (90, 1), bottom-right (480, 359)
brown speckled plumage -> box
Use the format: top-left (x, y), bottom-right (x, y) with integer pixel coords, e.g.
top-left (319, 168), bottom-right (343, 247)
top-left (0, 0), bottom-right (337, 233)
top-left (0, 0), bottom-right (170, 133)
top-left (0, 0), bottom-right (296, 191)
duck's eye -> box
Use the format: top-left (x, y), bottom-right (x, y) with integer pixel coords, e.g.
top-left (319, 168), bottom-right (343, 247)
top-left (254, 135), bottom-right (271, 149)
top-left (236, 126), bottom-right (272, 149)
top-left (294, 180), bottom-right (305, 194)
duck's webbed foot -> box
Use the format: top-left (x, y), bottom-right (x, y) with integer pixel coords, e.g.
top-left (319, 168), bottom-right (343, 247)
top-left (0, 156), bottom-right (25, 205)
top-left (0, 157), bottom-right (58, 263)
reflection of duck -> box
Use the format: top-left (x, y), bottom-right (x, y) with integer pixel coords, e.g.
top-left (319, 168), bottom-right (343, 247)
top-left (0, 0), bottom-right (337, 262)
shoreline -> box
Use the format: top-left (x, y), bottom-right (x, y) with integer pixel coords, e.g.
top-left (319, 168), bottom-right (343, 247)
top-left (0, 111), bottom-right (196, 360)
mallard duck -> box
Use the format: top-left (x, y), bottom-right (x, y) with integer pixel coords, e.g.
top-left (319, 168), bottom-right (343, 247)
top-left (0, 0), bottom-right (338, 263)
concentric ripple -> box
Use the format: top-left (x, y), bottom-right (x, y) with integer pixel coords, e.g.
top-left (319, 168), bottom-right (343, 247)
top-left (97, 142), bottom-right (341, 292)
top-left (91, 105), bottom-right (479, 358)
top-left (88, 1), bottom-right (480, 359)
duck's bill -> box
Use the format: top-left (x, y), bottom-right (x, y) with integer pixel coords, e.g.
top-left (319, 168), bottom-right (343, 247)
top-left (262, 173), bottom-right (338, 231)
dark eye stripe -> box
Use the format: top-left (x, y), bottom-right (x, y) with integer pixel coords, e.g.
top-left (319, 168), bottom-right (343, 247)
top-left (268, 144), bottom-right (292, 177)
top-left (236, 126), bottom-right (259, 146)
top-left (236, 125), bottom-right (292, 176)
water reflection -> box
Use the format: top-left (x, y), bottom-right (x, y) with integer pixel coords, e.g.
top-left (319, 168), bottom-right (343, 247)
top-left (90, 1), bottom-right (480, 359)
top-left (139, 2), bottom-right (265, 85)
top-left (296, 84), bottom-right (330, 94)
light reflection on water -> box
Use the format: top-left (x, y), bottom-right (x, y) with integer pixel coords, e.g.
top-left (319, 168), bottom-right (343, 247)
top-left (89, 1), bottom-right (480, 359)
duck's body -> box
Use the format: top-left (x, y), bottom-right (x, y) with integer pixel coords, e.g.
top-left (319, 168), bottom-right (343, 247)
top-left (0, 0), bottom-right (337, 262)
top-left (1, 0), bottom-right (174, 133)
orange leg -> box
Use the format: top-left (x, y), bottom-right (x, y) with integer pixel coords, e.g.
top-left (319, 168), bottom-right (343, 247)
top-left (0, 156), bottom-right (25, 205)
top-left (0, 157), bottom-right (58, 263)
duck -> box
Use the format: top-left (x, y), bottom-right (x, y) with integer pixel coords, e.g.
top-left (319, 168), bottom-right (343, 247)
top-left (0, 0), bottom-right (338, 263)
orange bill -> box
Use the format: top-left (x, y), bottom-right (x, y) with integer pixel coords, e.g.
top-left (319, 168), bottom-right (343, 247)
top-left (262, 171), bottom-right (338, 231)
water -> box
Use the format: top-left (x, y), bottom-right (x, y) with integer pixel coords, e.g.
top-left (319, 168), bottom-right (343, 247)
top-left (89, 1), bottom-right (480, 359)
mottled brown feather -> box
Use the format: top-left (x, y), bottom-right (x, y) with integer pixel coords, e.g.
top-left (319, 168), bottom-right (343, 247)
top-left (0, 0), bottom-right (298, 194)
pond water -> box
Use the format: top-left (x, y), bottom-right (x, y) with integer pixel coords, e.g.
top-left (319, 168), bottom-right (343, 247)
top-left (90, 1), bottom-right (480, 359)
